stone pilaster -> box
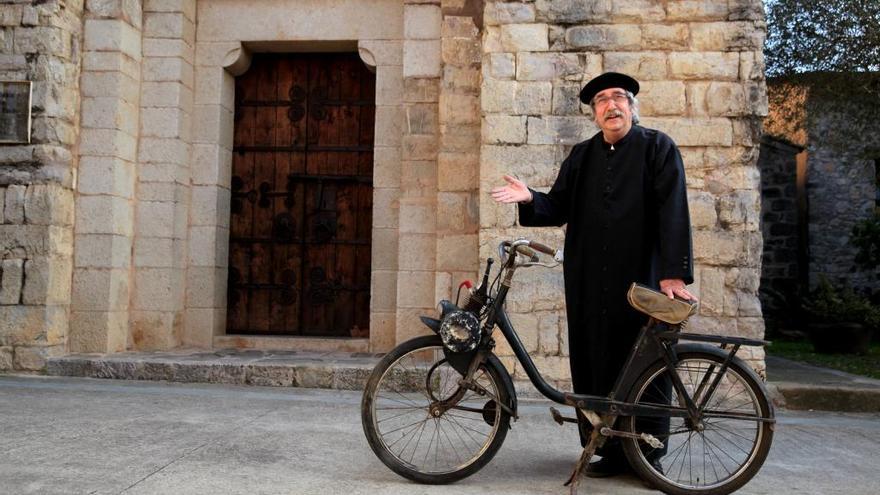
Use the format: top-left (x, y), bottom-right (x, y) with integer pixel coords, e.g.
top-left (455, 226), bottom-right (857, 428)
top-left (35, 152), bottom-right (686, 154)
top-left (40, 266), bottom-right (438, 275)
top-left (70, 0), bottom-right (142, 355)
top-left (131, 0), bottom-right (196, 350)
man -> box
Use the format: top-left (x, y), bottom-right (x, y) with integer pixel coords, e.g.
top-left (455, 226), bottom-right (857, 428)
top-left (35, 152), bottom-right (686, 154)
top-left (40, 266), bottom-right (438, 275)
top-left (491, 72), bottom-right (695, 476)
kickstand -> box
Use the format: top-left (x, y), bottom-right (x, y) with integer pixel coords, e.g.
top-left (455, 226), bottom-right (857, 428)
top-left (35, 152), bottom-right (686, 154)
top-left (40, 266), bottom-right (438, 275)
top-left (563, 410), bottom-right (607, 495)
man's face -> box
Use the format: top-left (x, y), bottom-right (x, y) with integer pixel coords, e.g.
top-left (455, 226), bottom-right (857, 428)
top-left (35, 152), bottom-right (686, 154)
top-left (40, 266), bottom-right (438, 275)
top-left (592, 87), bottom-right (633, 135)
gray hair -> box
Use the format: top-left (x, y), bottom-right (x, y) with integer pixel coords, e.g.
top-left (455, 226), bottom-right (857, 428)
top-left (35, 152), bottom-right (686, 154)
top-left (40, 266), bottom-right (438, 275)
top-left (590, 90), bottom-right (640, 125)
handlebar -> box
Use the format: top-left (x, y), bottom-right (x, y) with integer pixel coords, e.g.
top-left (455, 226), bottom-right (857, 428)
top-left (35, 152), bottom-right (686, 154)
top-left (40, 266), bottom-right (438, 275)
top-left (498, 239), bottom-right (562, 267)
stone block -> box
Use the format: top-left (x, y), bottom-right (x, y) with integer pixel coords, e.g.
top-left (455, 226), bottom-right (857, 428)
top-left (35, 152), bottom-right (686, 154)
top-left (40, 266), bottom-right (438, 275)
top-left (144, 12), bottom-right (195, 40)
top-left (706, 82), bottom-right (750, 117)
top-left (81, 96), bottom-right (138, 136)
top-left (440, 124), bottom-right (480, 153)
top-left (688, 190), bottom-right (717, 229)
top-left (75, 195), bottom-right (134, 236)
top-left (402, 135), bottom-right (438, 162)
top-left (13, 27), bottom-right (69, 58)
top-left (442, 37), bottom-right (480, 66)
top-left (71, 268), bottom-right (130, 311)
top-left (4, 184), bottom-right (26, 224)
top-left (0, 346), bottom-right (11, 370)
top-left (14, 345), bottom-right (64, 371)
top-left (133, 267), bottom-right (184, 311)
top-left (22, 257), bottom-right (72, 305)
top-left (185, 266), bottom-right (226, 308)
top-left (0, 259), bottom-right (24, 305)
top-left (436, 234), bottom-right (478, 271)
top-left (0, 5), bottom-right (22, 26)
top-left (81, 71), bottom-right (140, 105)
top-left (666, 0), bottom-right (729, 21)
top-left (638, 81), bottom-right (686, 116)
top-left (69, 310), bottom-right (128, 353)
top-left (79, 127), bottom-right (138, 164)
top-left (399, 197), bottom-right (437, 234)
top-left (356, 40), bottom-right (403, 67)
top-left (516, 52), bottom-right (580, 81)
top-left (552, 83), bottom-right (584, 116)
top-left (0, 225), bottom-right (73, 258)
top-left (82, 52), bottom-right (141, 79)
top-left (191, 185), bottom-right (230, 227)
top-left (75, 234), bottom-right (132, 269)
top-left (374, 106), bottom-right (404, 147)
top-left (508, 312), bottom-right (539, 352)
top-left (405, 103), bottom-right (439, 135)
top-left (398, 233), bottom-right (436, 271)
top-left (183, 308), bottom-right (224, 348)
top-left (693, 230), bottom-right (748, 265)
top-left (403, 40), bottom-right (441, 78)
top-left (188, 226), bottom-right (228, 267)
top-left (23, 185), bottom-right (72, 227)
top-left (191, 144), bottom-right (232, 186)
top-left (739, 51), bottom-right (765, 81)
top-left (87, 0), bottom-right (144, 28)
top-left (375, 66), bottom-right (404, 106)
top-left (0, 305), bottom-right (66, 347)
top-left (143, 56), bottom-right (194, 87)
top-left (396, 270), bottom-right (435, 308)
top-left (515, 81), bottom-right (553, 115)
top-left (145, 0), bottom-right (197, 21)
top-left (639, 117), bottom-right (733, 147)
top-left (500, 24), bottom-right (549, 52)
top-left (438, 94), bottom-right (479, 125)
top-left (481, 79), bottom-right (517, 113)
top-left (142, 107), bottom-right (191, 140)
top-left (483, 115), bottom-right (527, 144)
top-left (133, 237), bottom-right (181, 268)
top-left (144, 81), bottom-right (194, 109)
top-left (370, 270), bottom-right (397, 312)
top-left (610, 0), bottom-right (665, 22)
top-left (484, 53), bottom-right (515, 79)
top-left (690, 22), bottom-right (765, 51)
top-left (138, 137), bottom-right (190, 165)
top-left (135, 200), bottom-right (177, 239)
top-left (404, 4), bottom-right (441, 40)
top-left (0, 188), bottom-right (4, 224)
top-left (565, 25), bottom-right (640, 50)
top-left (373, 188), bottom-right (400, 229)
top-left (78, 156), bottom-right (135, 198)
top-left (538, 312), bottom-right (560, 355)
top-left (719, 190), bottom-right (760, 230)
top-left (437, 191), bottom-right (478, 234)
top-left (400, 159), bottom-right (437, 198)
top-left (603, 52), bottom-right (668, 81)
top-left (481, 144), bottom-right (559, 188)
top-left (404, 77), bottom-right (440, 103)
top-left (669, 52), bottom-right (740, 81)
top-left (84, 19), bottom-right (141, 58)
top-left (485, 2), bottom-right (536, 25)
top-left (437, 152), bottom-right (478, 192)
top-left (482, 26), bottom-right (503, 53)
top-left (527, 116), bottom-right (597, 145)
top-left (129, 310), bottom-right (181, 350)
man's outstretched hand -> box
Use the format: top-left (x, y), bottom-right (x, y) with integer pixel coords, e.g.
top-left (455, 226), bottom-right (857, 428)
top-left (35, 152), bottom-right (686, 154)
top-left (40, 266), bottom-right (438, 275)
top-left (491, 175), bottom-right (533, 204)
top-left (659, 279), bottom-right (697, 301)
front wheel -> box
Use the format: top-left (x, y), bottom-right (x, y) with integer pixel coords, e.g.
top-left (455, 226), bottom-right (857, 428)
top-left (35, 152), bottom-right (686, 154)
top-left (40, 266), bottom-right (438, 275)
top-left (361, 335), bottom-right (511, 484)
top-left (621, 351), bottom-right (774, 495)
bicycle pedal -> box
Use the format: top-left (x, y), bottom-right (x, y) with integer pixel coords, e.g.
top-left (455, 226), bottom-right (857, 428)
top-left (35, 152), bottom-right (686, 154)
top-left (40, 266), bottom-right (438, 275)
top-left (550, 407), bottom-right (577, 425)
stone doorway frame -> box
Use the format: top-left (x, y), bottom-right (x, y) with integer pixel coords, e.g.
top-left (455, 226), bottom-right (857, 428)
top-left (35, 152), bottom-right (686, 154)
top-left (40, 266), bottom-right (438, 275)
top-left (190, 38), bottom-right (402, 353)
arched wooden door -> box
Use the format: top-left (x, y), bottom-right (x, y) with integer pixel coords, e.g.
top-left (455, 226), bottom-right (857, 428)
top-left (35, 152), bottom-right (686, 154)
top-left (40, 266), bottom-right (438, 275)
top-left (227, 53), bottom-right (374, 338)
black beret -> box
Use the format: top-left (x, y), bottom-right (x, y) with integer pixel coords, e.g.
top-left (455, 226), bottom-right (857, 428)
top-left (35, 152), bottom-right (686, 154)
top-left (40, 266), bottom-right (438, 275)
top-left (579, 72), bottom-right (640, 104)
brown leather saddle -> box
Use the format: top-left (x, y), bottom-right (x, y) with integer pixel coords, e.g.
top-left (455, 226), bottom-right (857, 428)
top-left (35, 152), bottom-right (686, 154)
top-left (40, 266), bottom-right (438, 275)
top-left (626, 282), bottom-right (699, 324)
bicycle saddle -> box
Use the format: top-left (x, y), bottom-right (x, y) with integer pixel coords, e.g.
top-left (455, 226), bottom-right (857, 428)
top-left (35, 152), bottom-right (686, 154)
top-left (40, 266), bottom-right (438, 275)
top-left (626, 283), bottom-right (699, 324)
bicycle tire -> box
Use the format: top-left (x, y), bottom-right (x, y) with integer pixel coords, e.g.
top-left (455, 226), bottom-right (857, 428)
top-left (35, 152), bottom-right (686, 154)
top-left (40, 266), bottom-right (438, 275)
top-left (620, 351), bottom-right (774, 495)
top-left (361, 335), bottom-right (511, 484)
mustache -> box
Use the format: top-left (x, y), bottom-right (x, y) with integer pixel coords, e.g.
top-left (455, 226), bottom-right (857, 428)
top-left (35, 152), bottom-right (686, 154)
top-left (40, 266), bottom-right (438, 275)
top-left (604, 109), bottom-right (624, 120)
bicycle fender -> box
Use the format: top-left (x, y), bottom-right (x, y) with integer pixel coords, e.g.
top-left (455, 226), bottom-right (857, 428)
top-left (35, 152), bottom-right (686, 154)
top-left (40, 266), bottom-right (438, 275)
top-left (486, 353), bottom-right (518, 421)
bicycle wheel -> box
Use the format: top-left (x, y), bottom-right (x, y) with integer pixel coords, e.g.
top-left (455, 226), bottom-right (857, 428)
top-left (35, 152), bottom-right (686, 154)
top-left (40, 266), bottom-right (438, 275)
top-left (361, 335), bottom-right (511, 484)
top-left (621, 351), bottom-right (774, 495)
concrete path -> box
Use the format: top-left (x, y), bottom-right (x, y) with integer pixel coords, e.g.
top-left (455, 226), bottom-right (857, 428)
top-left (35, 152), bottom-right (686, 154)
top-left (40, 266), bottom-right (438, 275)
top-left (1, 376), bottom-right (878, 495)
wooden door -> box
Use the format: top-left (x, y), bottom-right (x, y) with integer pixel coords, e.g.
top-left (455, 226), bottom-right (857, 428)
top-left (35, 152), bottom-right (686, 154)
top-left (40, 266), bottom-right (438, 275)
top-left (227, 53), bottom-right (374, 338)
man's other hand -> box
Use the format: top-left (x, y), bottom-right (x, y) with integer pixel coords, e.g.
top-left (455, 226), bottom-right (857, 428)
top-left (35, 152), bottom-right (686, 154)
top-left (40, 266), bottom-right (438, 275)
top-left (491, 175), bottom-right (533, 203)
top-left (659, 279), bottom-right (697, 301)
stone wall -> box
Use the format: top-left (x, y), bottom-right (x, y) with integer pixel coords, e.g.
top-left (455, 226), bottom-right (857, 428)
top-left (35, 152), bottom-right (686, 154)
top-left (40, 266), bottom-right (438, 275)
top-left (763, 79), bottom-right (880, 295)
top-left (478, 0), bottom-right (770, 387)
top-left (0, 0), bottom-right (83, 371)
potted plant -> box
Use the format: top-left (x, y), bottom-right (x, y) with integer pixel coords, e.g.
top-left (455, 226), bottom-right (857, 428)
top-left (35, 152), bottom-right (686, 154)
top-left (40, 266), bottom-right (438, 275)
top-left (802, 277), bottom-right (878, 355)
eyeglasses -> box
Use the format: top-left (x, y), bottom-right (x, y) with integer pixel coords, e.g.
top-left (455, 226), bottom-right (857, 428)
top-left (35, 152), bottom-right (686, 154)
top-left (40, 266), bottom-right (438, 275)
top-left (592, 92), bottom-right (629, 107)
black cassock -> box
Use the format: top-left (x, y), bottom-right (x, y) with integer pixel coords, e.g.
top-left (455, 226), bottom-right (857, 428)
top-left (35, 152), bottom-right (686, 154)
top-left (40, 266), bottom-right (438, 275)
top-left (518, 124), bottom-right (693, 404)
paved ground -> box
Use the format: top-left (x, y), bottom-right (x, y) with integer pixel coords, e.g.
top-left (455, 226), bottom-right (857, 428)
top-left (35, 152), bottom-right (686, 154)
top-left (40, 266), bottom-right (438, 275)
top-left (1, 376), bottom-right (879, 495)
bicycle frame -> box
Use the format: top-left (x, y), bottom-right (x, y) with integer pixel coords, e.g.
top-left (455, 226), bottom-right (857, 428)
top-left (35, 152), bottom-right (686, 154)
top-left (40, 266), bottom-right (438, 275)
top-left (472, 242), bottom-right (774, 424)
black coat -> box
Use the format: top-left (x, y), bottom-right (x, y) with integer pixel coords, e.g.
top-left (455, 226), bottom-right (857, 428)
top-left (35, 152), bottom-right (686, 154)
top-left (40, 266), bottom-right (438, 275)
top-left (518, 124), bottom-right (693, 398)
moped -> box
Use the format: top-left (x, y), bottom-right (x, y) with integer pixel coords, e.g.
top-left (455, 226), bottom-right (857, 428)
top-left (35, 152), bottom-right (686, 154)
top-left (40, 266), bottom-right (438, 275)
top-left (361, 238), bottom-right (774, 494)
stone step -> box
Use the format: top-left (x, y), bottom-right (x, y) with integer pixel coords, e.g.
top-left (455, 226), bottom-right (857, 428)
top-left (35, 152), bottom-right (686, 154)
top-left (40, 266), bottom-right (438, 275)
top-left (46, 349), bottom-right (383, 390)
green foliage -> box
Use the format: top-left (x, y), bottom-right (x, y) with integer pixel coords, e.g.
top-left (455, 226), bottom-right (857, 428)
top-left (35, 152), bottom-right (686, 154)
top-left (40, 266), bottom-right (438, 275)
top-left (802, 277), bottom-right (880, 330)
top-left (768, 339), bottom-right (880, 379)
top-left (852, 212), bottom-right (880, 270)
top-left (764, 0), bottom-right (880, 78)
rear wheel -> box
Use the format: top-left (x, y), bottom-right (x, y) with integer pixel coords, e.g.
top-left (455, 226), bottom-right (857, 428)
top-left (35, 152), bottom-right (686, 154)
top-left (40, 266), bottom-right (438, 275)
top-left (361, 335), bottom-right (511, 484)
top-left (621, 352), bottom-right (774, 495)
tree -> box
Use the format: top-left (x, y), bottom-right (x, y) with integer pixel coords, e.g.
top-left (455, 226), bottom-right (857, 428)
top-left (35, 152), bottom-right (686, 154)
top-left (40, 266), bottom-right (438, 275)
top-left (764, 0), bottom-right (880, 80)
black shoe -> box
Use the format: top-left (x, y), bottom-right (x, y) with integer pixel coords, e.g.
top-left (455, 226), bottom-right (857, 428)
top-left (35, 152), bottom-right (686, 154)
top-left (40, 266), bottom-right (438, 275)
top-left (583, 456), bottom-right (630, 478)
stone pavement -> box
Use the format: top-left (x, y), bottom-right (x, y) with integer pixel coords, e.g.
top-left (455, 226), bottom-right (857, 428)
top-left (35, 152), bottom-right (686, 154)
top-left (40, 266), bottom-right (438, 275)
top-left (45, 348), bottom-right (880, 413)
top-left (1, 375), bottom-right (879, 495)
